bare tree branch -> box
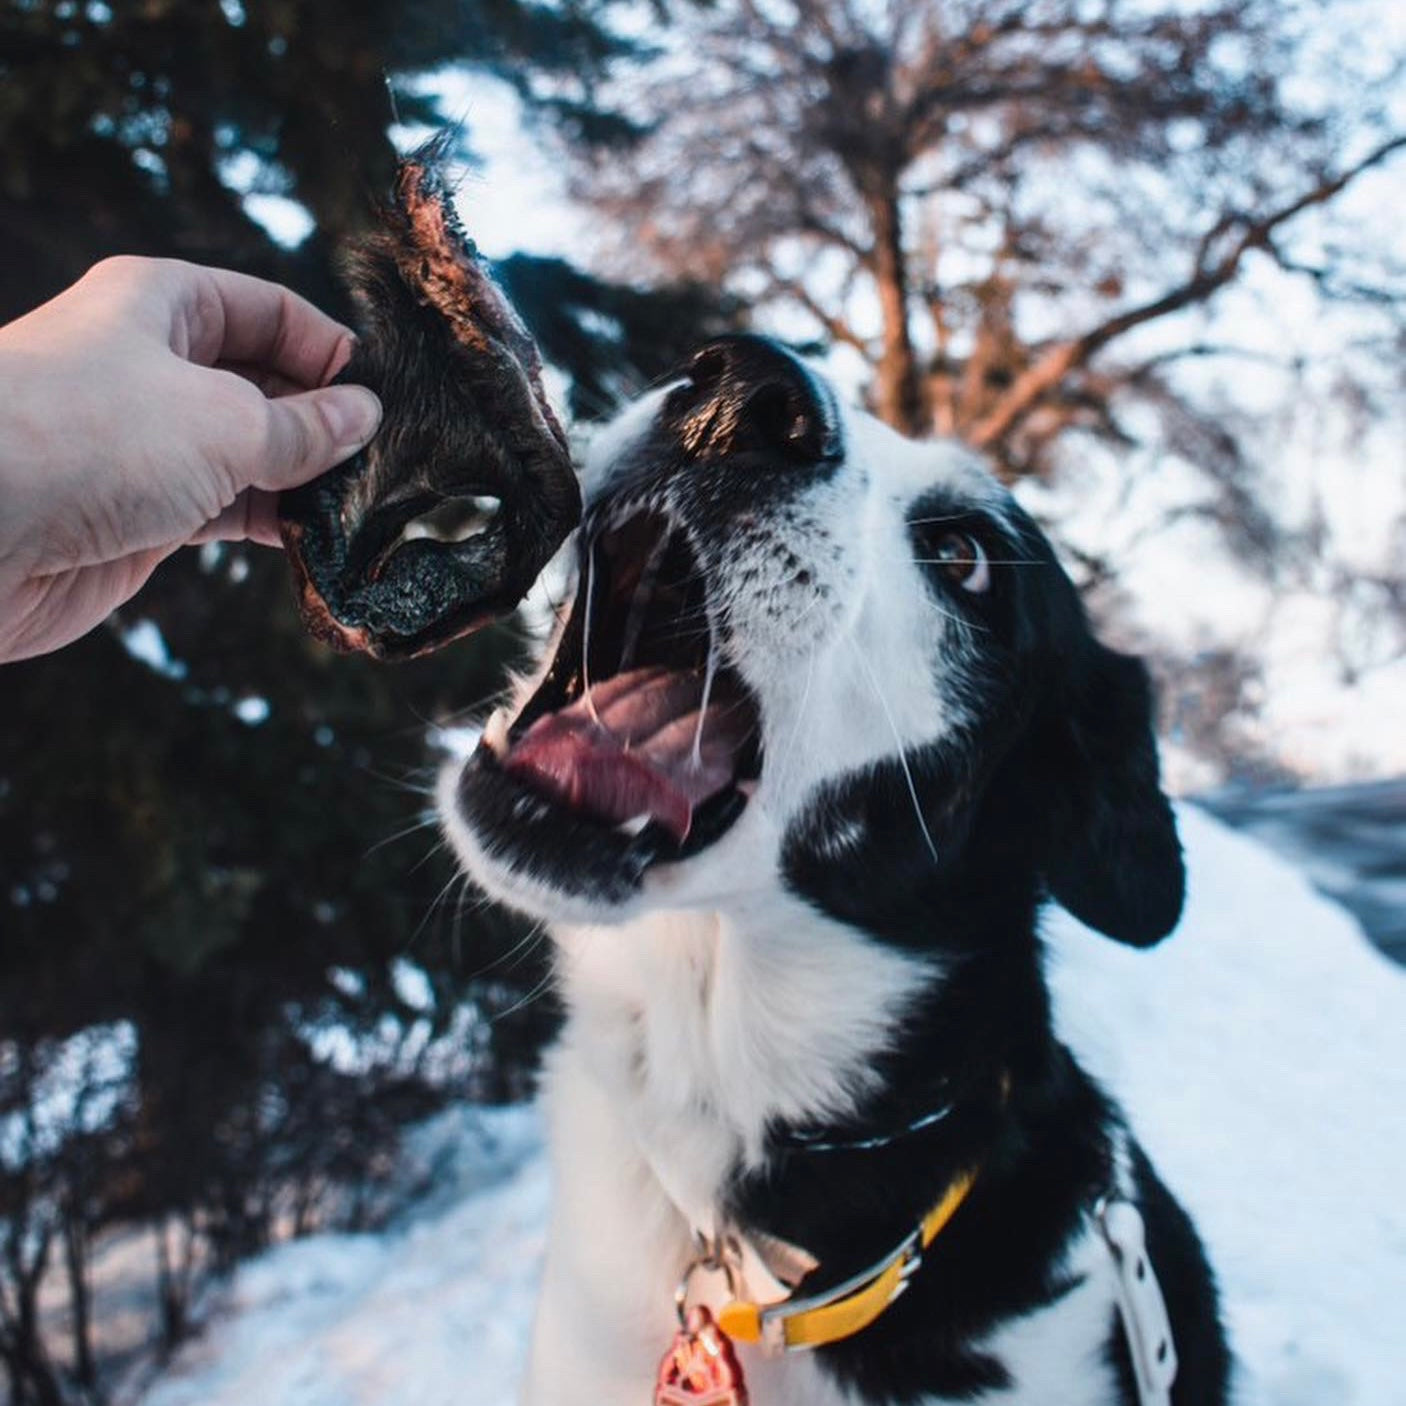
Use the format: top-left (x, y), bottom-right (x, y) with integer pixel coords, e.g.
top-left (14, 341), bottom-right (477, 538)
top-left (763, 276), bottom-right (874, 354)
top-left (968, 135), bottom-right (1406, 449)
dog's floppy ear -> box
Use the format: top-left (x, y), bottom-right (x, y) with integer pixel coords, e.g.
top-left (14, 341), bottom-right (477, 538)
top-left (1043, 643), bottom-right (1184, 946)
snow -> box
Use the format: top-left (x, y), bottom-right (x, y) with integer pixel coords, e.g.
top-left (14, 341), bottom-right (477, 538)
top-left (233, 695), bottom-right (271, 726)
top-left (1047, 806), bottom-right (1406, 1405)
top-left (389, 958), bottom-right (434, 1014)
top-left (1, 1021), bottom-right (138, 1168)
top-left (119, 620), bottom-right (187, 681)
top-left (1249, 648), bottom-right (1406, 784)
top-left (138, 807), bottom-right (1406, 1406)
top-left (137, 1106), bottom-right (549, 1406)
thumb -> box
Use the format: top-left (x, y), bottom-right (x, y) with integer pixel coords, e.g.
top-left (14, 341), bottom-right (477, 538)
top-left (255, 383), bottom-right (382, 489)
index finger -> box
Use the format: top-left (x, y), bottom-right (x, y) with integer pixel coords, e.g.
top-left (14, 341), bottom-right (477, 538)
top-left (179, 264), bottom-right (356, 389)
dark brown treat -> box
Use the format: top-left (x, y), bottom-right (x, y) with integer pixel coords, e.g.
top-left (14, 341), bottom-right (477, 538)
top-left (280, 141), bottom-right (581, 660)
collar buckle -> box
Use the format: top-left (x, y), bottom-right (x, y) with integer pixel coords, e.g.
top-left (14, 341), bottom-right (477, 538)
top-left (752, 1224), bottom-right (923, 1352)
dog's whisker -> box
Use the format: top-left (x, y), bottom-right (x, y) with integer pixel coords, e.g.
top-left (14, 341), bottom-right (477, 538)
top-left (465, 915), bottom-right (548, 983)
top-left (404, 861), bottom-right (464, 953)
top-left (405, 834), bottom-right (452, 879)
top-left (777, 642), bottom-right (819, 792)
top-left (619, 528), bottom-right (672, 672)
top-left (505, 920), bottom-right (550, 974)
top-left (432, 681), bottom-right (522, 728)
top-left (490, 955), bottom-right (557, 1024)
top-left (693, 616), bottom-right (721, 767)
top-left (355, 762), bottom-right (440, 799)
top-left (581, 540), bottom-right (604, 727)
top-left (910, 557), bottom-right (1045, 567)
top-left (453, 886), bottom-right (501, 968)
top-left (448, 872), bottom-right (474, 967)
top-left (361, 810), bottom-right (439, 861)
top-left (921, 597), bottom-right (991, 632)
top-left (849, 636), bottom-right (939, 865)
top-left (656, 618), bottom-right (720, 647)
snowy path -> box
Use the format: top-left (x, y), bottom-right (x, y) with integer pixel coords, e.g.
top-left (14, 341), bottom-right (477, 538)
top-left (1203, 776), bottom-right (1406, 964)
top-left (140, 806), bottom-right (1406, 1406)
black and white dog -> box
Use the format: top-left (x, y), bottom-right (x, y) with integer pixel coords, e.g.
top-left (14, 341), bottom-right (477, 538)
top-left (439, 337), bottom-right (1231, 1405)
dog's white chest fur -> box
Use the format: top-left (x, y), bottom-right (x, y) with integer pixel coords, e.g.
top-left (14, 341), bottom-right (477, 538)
top-left (553, 901), bottom-right (928, 1230)
top-left (525, 904), bottom-right (1123, 1406)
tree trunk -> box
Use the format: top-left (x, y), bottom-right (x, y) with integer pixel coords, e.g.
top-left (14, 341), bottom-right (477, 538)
top-left (3, 1219), bottom-right (62, 1406)
top-left (154, 1220), bottom-right (185, 1353)
top-left (6, 1289), bottom-right (65, 1406)
top-left (868, 192), bottom-right (926, 437)
top-left (62, 1213), bottom-right (97, 1394)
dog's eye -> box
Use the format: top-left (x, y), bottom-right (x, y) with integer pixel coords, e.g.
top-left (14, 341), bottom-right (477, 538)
top-left (930, 532), bottom-right (990, 593)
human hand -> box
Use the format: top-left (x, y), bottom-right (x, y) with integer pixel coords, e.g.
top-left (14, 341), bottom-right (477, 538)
top-left (0, 256), bottom-right (382, 663)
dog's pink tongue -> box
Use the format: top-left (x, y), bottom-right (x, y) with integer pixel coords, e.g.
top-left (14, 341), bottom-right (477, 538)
top-left (503, 667), bottom-right (748, 840)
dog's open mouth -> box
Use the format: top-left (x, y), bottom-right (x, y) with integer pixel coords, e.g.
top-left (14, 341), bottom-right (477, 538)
top-left (481, 503), bottom-right (762, 858)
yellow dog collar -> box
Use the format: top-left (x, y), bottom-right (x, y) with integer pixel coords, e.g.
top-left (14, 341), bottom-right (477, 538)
top-left (714, 1167), bottom-right (978, 1352)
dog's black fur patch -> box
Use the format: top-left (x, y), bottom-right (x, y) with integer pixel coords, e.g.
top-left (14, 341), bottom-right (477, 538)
top-left (755, 487), bottom-right (1226, 1403)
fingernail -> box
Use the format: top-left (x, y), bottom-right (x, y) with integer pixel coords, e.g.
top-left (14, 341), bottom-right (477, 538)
top-left (321, 385), bottom-right (382, 450)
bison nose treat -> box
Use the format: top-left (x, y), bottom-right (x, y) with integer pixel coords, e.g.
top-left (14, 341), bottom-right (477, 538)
top-left (279, 144), bottom-right (581, 660)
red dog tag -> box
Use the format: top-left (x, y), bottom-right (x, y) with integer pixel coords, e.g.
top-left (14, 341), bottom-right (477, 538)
top-left (654, 1306), bottom-right (749, 1406)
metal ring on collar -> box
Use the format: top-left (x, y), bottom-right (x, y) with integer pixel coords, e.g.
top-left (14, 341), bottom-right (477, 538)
top-left (674, 1234), bottom-right (743, 1328)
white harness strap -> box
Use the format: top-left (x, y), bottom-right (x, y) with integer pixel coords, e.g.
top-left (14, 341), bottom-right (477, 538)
top-left (1097, 1197), bottom-right (1177, 1406)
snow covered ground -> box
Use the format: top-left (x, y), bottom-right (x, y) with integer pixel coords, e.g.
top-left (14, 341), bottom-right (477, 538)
top-left (1048, 807), bottom-right (1406, 1406)
top-left (138, 806), bottom-right (1406, 1406)
top-left (133, 1106), bottom-right (550, 1406)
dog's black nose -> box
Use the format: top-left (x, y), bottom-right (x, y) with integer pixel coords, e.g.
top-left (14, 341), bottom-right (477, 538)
top-left (665, 335), bottom-right (839, 465)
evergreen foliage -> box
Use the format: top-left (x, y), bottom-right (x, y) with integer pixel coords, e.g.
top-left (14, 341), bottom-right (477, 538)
top-left (0, 0), bottom-right (646, 318)
top-left (0, 1), bottom-right (737, 1397)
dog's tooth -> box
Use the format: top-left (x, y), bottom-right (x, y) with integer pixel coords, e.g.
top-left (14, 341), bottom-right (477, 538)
top-left (482, 707), bottom-right (510, 759)
top-left (616, 813), bottom-right (652, 837)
